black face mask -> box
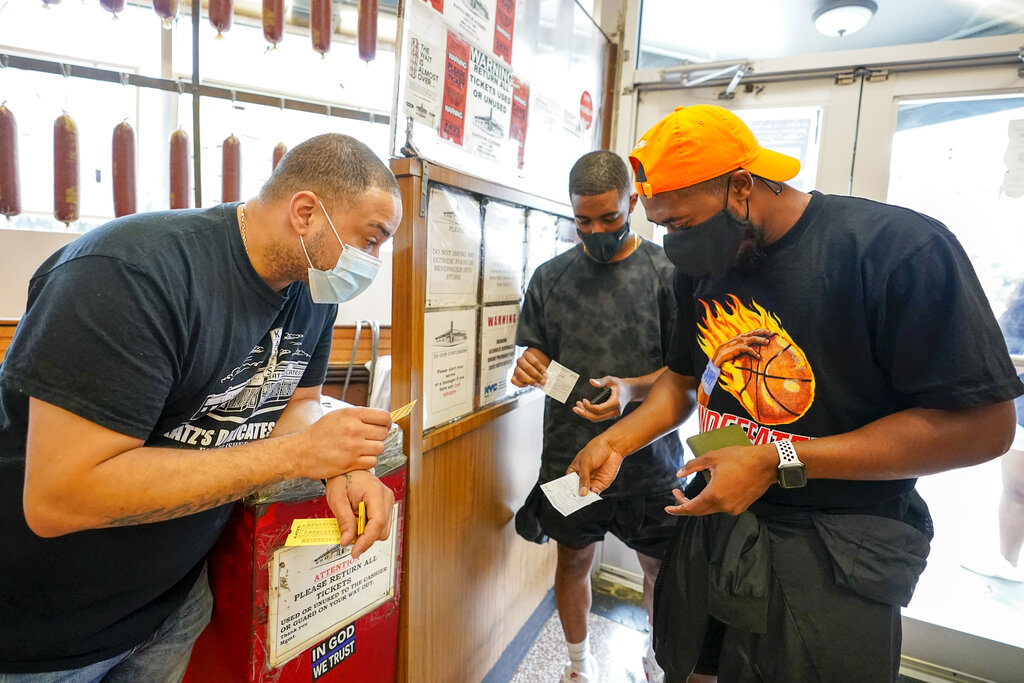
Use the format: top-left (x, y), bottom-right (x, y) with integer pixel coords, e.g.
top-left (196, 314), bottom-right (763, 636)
top-left (663, 186), bottom-right (749, 280)
top-left (577, 220), bottom-right (631, 263)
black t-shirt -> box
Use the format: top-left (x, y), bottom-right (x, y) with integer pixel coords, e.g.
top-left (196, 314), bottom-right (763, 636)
top-left (517, 239), bottom-right (684, 498)
top-left (0, 204), bottom-right (336, 672)
top-left (667, 192), bottom-right (1024, 509)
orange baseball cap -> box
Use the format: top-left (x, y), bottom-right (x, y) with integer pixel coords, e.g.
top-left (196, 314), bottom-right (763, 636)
top-left (629, 105), bottom-right (800, 198)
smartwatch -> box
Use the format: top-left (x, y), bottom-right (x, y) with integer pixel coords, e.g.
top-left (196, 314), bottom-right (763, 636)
top-left (774, 440), bottom-right (807, 489)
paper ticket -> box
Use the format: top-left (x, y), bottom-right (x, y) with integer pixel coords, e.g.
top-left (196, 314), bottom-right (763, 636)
top-left (285, 518), bottom-right (342, 546)
top-left (540, 472), bottom-right (602, 516)
top-left (390, 399), bottom-right (418, 421)
top-left (539, 360), bottom-right (579, 404)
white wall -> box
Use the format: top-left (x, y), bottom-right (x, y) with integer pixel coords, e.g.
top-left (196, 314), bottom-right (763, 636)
top-left (0, 227), bottom-right (393, 324)
top-left (0, 229), bottom-right (79, 318)
top-left (335, 252), bottom-right (393, 326)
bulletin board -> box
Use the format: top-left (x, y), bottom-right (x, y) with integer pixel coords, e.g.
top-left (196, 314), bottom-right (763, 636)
top-left (419, 178), bottom-right (578, 429)
top-left (391, 0), bottom-right (611, 204)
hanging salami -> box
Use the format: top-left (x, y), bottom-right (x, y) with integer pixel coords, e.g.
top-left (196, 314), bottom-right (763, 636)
top-left (112, 121), bottom-right (137, 217)
top-left (54, 113), bottom-right (80, 227)
top-left (263, 0), bottom-right (284, 48)
top-left (153, 0), bottom-right (179, 29)
top-left (170, 128), bottom-right (191, 210)
top-left (272, 142), bottom-right (287, 172)
top-left (310, 0), bottom-right (333, 56)
top-left (209, 0), bottom-right (232, 37)
top-left (222, 134), bottom-right (241, 203)
top-left (100, 0), bottom-right (125, 17)
top-left (358, 0), bottom-right (378, 63)
top-left (0, 104), bottom-right (21, 219)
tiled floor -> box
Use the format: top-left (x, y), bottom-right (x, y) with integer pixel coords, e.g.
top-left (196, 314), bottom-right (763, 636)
top-left (503, 575), bottom-right (653, 683)
top-left (509, 609), bottom-right (649, 682)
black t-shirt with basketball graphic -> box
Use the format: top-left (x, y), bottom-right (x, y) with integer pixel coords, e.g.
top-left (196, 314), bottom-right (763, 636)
top-left (667, 191), bottom-right (1024, 509)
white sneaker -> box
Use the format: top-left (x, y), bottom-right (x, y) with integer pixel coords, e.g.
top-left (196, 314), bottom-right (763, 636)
top-left (643, 653), bottom-right (665, 683)
top-left (961, 551), bottom-right (1024, 583)
top-left (560, 654), bottom-right (598, 682)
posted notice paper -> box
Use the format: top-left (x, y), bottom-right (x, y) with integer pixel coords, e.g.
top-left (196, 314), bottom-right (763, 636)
top-left (540, 472), bottom-right (602, 517)
top-left (540, 360), bottom-right (579, 404)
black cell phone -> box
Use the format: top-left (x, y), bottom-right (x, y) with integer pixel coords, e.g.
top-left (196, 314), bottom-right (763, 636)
top-left (590, 387), bottom-right (611, 404)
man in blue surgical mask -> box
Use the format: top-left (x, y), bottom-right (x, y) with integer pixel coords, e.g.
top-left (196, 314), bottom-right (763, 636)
top-left (0, 133), bottom-right (402, 679)
top-left (512, 150), bottom-right (683, 683)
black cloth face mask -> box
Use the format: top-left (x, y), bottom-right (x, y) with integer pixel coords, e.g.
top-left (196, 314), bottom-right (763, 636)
top-left (577, 220), bottom-right (631, 262)
top-left (663, 185), bottom-right (748, 280)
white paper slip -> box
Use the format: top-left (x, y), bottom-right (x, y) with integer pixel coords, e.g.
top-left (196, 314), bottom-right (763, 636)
top-left (540, 360), bottom-right (580, 404)
top-left (540, 472), bottom-right (602, 517)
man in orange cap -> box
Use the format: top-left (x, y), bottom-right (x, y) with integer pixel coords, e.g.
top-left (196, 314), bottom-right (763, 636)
top-left (568, 105), bottom-right (1023, 680)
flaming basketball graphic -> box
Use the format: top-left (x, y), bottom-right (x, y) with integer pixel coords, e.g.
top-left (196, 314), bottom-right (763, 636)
top-left (697, 295), bottom-right (815, 425)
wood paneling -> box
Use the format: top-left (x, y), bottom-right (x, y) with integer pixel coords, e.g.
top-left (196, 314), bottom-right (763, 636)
top-left (391, 159), bottom-right (560, 682)
top-left (327, 325), bottom-right (392, 366)
top-left (407, 394), bottom-right (555, 682)
top-left (0, 319), bottom-right (16, 364)
top-left (0, 320), bottom-right (385, 368)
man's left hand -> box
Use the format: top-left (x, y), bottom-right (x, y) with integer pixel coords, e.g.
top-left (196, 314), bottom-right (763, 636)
top-left (573, 376), bottom-right (631, 423)
top-left (324, 470), bottom-right (396, 559)
top-left (666, 444), bottom-right (778, 516)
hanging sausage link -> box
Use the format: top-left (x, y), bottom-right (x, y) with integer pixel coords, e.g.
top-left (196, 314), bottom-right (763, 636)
top-left (169, 128), bottom-right (191, 210)
top-left (54, 113), bottom-right (80, 227)
top-left (0, 104), bottom-right (21, 220)
top-left (222, 134), bottom-right (241, 203)
top-left (272, 142), bottom-right (287, 172)
top-left (358, 0), bottom-right (378, 63)
top-left (100, 0), bottom-right (125, 18)
top-left (263, 0), bottom-right (284, 48)
top-left (153, 0), bottom-right (179, 29)
top-left (310, 0), bottom-right (333, 57)
top-left (112, 121), bottom-right (137, 217)
top-left (209, 0), bottom-right (233, 37)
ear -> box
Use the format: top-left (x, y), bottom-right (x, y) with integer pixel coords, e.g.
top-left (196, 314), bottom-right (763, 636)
top-left (287, 191), bottom-right (320, 236)
top-left (627, 192), bottom-right (639, 213)
top-left (728, 169), bottom-right (754, 202)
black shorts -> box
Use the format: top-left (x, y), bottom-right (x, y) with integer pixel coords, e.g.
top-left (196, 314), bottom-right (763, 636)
top-left (515, 483), bottom-right (679, 560)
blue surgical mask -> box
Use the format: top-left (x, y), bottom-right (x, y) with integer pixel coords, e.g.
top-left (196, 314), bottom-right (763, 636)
top-left (302, 199), bottom-right (382, 304)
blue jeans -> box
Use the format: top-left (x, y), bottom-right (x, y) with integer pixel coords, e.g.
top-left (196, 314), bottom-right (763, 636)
top-left (0, 563), bottom-right (213, 683)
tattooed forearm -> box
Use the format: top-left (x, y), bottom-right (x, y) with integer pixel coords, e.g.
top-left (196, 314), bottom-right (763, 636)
top-left (102, 478), bottom-right (275, 527)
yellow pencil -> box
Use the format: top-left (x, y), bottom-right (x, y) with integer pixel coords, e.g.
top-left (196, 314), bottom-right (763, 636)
top-left (357, 501), bottom-right (366, 536)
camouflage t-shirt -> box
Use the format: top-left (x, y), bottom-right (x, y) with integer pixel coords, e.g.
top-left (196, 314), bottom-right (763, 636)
top-left (516, 238), bottom-right (684, 498)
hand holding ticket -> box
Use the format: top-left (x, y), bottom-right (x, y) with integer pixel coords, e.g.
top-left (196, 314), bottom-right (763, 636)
top-left (390, 399), bottom-right (417, 422)
top-left (540, 472), bottom-right (602, 516)
top-left (538, 360), bottom-right (580, 404)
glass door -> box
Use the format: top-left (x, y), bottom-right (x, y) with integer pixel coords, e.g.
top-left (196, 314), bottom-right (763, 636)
top-left (864, 79), bottom-right (1024, 682)
top-left (629, 39), bottom-right (1024, 682)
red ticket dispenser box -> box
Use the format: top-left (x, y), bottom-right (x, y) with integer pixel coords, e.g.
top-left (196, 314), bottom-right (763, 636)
top-left (184, 459), bottom-right (405, 683)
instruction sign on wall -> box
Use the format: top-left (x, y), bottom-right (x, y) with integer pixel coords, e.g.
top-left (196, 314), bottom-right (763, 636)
top-left (423, 307), bottom-right (478, 428)
top-left (267, 506), bottom-right (400, 668)
top-left (425, 186), bottom-right (481, 309)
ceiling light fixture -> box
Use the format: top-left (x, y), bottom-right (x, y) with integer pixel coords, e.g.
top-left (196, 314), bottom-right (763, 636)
top-left (813, 0), bottom-right (878, 37)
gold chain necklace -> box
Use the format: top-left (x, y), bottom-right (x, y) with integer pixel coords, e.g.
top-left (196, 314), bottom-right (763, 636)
top-left (239, 204), bottom-right (247, 251)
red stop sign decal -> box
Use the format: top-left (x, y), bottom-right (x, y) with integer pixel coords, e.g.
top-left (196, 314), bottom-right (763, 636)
top-left (580, 91), bottom-right (593, 130)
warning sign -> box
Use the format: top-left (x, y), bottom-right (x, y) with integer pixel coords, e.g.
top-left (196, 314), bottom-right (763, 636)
top-left (267, 506), bottom-right (400, 668)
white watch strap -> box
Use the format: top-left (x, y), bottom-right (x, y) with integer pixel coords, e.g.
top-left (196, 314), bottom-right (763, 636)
top-left (775, 439), bottom-right (801, 467)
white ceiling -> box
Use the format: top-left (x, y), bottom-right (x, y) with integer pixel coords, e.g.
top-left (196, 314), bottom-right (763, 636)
top-left (639, 0), bottom-right (1024, 65)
